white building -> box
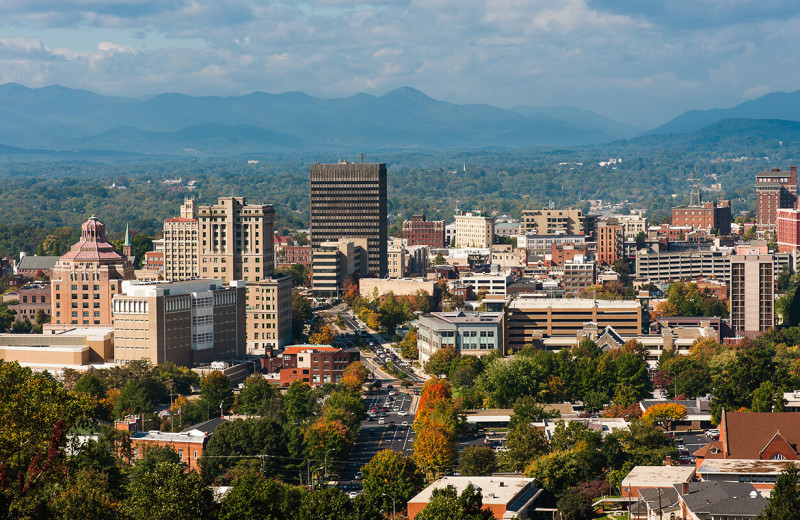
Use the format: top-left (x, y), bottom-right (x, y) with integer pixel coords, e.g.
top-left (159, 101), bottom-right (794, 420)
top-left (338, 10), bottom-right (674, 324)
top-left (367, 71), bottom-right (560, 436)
top-left (454, 210), bottom-right (494, 248)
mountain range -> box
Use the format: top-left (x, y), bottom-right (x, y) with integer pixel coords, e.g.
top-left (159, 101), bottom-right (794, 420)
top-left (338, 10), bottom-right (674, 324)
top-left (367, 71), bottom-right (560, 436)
top-left (1, 82), bottom-right (800, 158)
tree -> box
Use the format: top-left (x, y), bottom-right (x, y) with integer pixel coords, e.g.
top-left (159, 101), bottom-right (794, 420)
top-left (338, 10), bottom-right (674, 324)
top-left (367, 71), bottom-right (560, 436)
top-left (219, 471), bottom-right (300, 520)
top-left (235, 375), bottom-right (280, 416)
top-left (458, 446), bottom-right (498, 476)
top-left (556, 492), bottom-right (594, 520)
top-left (414, 484), bottom-right (494, 520)
top-left (200, 370), bottom-right (234, 415)
top-left (285, 381), bottom-right (317, 424)
top-left (509, 395), bottom-right (560, 429)
top-left (201, 418), bottom-right (289, 481)
top-left (413, 424), bottom-right (458, 475)
top-left (361, 449), bottom-right (425, 514)
top-left (399, 328), bottom-right (420, 360)
top-left (113, 377), bottom-right (167, 419)
top-left (760, 463), bottom-right (800, 520)
top-left (432, 253), bottom-right (446, 266)
top-left (424, 345), bottom-right (459, 376)
top-left (751, 381), bottom-right (787, 413)
top-left (49, 468), bottom-right (123, 520)
top-left (309, 325), bottom-right (337, 345)
top-left (499, 423), bottom-right (549, 472)
top-left (125, 461), bottom-right (216, 520)
top-left (340, 361), bottom-right (369, 393)
top-left (641, 403), bottom-right (687, 431)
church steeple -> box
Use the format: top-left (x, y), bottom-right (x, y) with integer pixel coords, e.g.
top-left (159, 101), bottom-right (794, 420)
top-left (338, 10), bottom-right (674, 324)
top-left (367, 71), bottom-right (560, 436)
top-left (122, 223), bottom-right (132, 258)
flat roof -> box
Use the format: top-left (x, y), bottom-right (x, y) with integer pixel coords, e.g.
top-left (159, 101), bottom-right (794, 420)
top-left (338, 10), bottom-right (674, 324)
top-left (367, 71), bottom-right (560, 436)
top-left (132, 429), bottom-right (207, 444)
top-left (698, 459), bottom-right (795, 475)
top-left (409, 476), bottom-right (535, 506)
top-left (509, 298), bottom-right (641, 310)
top-left (621, 465), bottom-right (695, 487)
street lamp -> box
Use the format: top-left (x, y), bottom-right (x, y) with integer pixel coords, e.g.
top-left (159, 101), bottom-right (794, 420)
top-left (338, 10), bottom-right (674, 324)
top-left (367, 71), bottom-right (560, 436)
top-left (381, 493), bottom-right (396, 520)
top-left (311, 466), bottom-right (326, 490)
top-left (324, 447), bottom-right (334, 479)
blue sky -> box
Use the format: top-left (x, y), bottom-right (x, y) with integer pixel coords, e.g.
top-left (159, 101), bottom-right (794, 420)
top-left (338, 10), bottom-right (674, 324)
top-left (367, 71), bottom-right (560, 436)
top-left (1, 0), bottom-right (800, 127)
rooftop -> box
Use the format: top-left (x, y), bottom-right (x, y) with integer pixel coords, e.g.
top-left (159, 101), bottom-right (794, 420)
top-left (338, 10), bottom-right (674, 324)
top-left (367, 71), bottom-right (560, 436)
top-left (131, 429), bottom-right (207, 443)
top-left (409, 476), bottom-right (536, 507)
top-left (508, 298), bottom-right (641, 310)
top-left (283, 344), bottom-right (339, 355)
top-left (675, 481), bottom-right (767, 517)
top-left (621, 465), bottom-right (696, 487)
top-left (698, 458), bottom-right (796, 475)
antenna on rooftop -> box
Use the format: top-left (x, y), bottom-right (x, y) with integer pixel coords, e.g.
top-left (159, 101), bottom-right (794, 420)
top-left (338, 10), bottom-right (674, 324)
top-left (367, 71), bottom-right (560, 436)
top-left (359, 153), bottom-right (367, 164)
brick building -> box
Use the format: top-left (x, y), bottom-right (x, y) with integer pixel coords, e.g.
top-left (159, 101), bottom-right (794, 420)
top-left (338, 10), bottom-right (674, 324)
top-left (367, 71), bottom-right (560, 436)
top-left (408, 476), bottom-right (543, 519)
top-left (563, 261), bottom-right (596, 297)
top-left (16, 254), bottom-right (59, 279)
top-left (51, 217), bottom-right (135, 326)
top-left (777, 208), bottom-right (800, 253)
top-left (403, 214), bottom-right (445, 248)
top-left (550, 243), bottom-right (588, 266)
top-left (671, 200), bottom-right (732, 235)
top-left (756, 166), bottom-right (797, 235)
top-left (163, 198), bottom-right (199, 281)
top-left (520, 208), bottom-right (585, 235)
top-left (729, 254), bottom-right (774, 338)
top-left (278, 245), bottom-right (312, 269)
top-left (5, 283), bottom-right (50, 323)
top-left (143, 251), bottom-right (164, 271)
top-left (597, 218), bottom-right (624, 266)
top-left (269, 344), bottom-right (360, 387)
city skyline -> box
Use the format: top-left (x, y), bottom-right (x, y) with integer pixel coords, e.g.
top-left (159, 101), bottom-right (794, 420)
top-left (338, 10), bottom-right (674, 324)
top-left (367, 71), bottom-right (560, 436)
top-left (2, 1), bottom-right (800, 127)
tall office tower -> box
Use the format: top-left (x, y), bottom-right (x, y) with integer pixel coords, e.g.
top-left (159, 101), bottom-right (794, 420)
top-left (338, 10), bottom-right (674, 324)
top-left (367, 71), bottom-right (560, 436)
top-left (454, 210), bottom-right (495, 248)
top-left (596, 218), bottom-right (623, 266)
top-left (756, 166), bottom-right (797, 235)
top-left (729, 254), bottom-right (774, 338)
top-left (51, 217), bottom-right (135, 326)
top-left (163, 198), bottom-right (199, 281)
top-left (310, 161), bottom-right (387, 277)
top-left (196, 197), bottom-right (291, 353)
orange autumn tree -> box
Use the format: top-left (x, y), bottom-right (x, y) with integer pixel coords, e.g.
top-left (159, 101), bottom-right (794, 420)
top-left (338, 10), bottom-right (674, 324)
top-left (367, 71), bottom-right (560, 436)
top-left (413, 424), bottom-right (458, 475)
top-left (340, 361), bottom-right (370, 392)
top-left (413, 376), bottom-right (461, 477)
top-left (641, 403), bottom-right (687, 431)
top-left (309, 325), bottom-right (338, 345)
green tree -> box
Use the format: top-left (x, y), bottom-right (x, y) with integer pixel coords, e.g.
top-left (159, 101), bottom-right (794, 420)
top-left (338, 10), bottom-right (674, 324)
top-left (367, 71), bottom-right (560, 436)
top-left (125, 461), bottom-right (216, 520)
top-left (508, 395), bottom-right (560, 429)
top-left (458, 446), bottom-right (498, 476)
top-left (361, 449), bottom-right (425, 514)
top-left (556, 492), bottom-right (594, 520)
top-left (751, 381), bottom-right (787, 413)
top-left (759, 463), bottom-right (800, 520)
top-left (201, 418), bottom-right (289, 480)
top-left (499, 423), bottom-right (549, 472)
top-left (285, 381), bottom-right (317, 424)
top-left (200, 370), bottom-right (234, 415)
top-left (219, 471), bottom-right (300, 520)
top-left (235, 375), bottom-right (280, 416)
top-left (424, 345), bottom-right (459, 376)
top-left (113, 378), bottom-right (167, 419)
top-left (432, 252), bottom-right (446, 266)
top-left (414, 484), bottom-right (494, 520)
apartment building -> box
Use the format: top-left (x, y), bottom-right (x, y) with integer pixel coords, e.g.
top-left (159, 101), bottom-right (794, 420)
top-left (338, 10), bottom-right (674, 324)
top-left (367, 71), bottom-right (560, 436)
top-left (310, 162), bottom-right (387, 277)
top-left (777, 208), bottom-right (800, 253)
top-left (454, 210), bottom-right (495, 248)
top-left (163, 198), bottom-right (199, 281)
top-left (563, 261), bottom-right (596, 297)
top-left (387, 245), bottom-right (406, 278)
top-left (521, 208), bottom-right (585, 235)
top-left (246, 276), bottom-right (293, 353)
top-left (457, 270), bottom-right (514, 296)
top-left (51, 217), bottom-right (135, 326)
top-left (597, 218), bottom-right (624, 266)
top-left (672, 200), bottom-right (732, 235)
top-left (636, 248), bottom-right (733, 283)
top-left (729, 254), bottom-right (774, 338)
top-left (112, 279), bottom-right (247, 367)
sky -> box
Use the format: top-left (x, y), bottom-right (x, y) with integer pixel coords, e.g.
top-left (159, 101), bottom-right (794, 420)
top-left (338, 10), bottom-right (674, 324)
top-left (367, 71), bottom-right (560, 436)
top-left (2, 0), bottom-right (800, 128)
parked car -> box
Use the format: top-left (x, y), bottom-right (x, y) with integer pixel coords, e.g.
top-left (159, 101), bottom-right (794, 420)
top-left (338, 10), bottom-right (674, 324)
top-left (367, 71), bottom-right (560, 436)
top-left (401, 421), bottom-right (409, 428)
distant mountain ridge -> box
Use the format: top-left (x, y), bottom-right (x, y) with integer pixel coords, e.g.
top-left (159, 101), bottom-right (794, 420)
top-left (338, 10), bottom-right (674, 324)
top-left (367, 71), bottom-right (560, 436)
top-left (648, 89), bottom-right (800, 135)
top-left (0, 83), bottom-right (634, 155)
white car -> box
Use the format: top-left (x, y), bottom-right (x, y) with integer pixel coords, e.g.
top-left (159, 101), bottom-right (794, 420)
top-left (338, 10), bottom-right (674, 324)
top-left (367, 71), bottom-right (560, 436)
top-left (378, 418), bottom-right (385, 425)
top-left (401, 421), bottom-right (409, 428)
top-left (398, 411), bottom-right (408, 417)
top-left (347, 491), bottom-right (359, 499)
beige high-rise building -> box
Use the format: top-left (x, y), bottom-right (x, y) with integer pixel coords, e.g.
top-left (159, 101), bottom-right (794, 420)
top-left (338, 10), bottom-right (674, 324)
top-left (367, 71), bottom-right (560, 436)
top-left (198, 197), bottom-right (274, 282)
top-left (729, 254), bottom-right (774, 338)
top-left (454, 210), bottom-right (494, 248)
top-left (387, 246), bottom-right (407, 278)
top-left (163, 198), bottom-right (199, 281)
top-left (51, 217), bottom-right (135, 326)
top-left (112, 279), bottom-right (246, 366)
top-left (162, 196), bottom-right (293, 354)
top-left (521, 208), bottom-right (586, 235)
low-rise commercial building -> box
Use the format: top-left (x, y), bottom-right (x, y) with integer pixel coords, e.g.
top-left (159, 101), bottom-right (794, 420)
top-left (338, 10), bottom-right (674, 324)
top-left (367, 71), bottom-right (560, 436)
top-left (408, 476), bottom-right (543, 520)
top-left (506, 298), bottom-right (642, 351)
top-left (271, 344), bottom-right (360, 386)
top-left (417, 311), bottom-right (503, 364)
top-left (0, 327), bottom-right (114, 377)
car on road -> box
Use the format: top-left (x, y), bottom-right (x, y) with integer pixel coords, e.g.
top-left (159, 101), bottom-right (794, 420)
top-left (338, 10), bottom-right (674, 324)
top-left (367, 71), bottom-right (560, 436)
top-left (705, 429), bottom-right (720, 438)
top-left (401, 421), bottom-right (409, 428)
top-left (355, 472), bottom-right (362, 480)
top-left (388, 391), bottom-right (396, 396)
top-left (398, 411), bottom-right (408, 416)
top-left (393, 406), bottom-right (400, 411)
top-left (378, 418), bottom-right (385, 425)
top-left (347, 491), bottom-right (359, 499)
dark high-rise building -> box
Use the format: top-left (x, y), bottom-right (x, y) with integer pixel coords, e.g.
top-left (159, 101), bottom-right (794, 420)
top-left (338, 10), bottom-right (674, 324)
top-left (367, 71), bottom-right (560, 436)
top-left (756, 166), bottom-right (797, 235)
top-left (310, 162), bottom-right (387, 277)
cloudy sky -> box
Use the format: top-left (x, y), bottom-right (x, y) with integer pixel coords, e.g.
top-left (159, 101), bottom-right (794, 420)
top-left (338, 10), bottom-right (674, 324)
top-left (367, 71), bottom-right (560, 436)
top-left (2, 0), bottom-right (800, 127)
